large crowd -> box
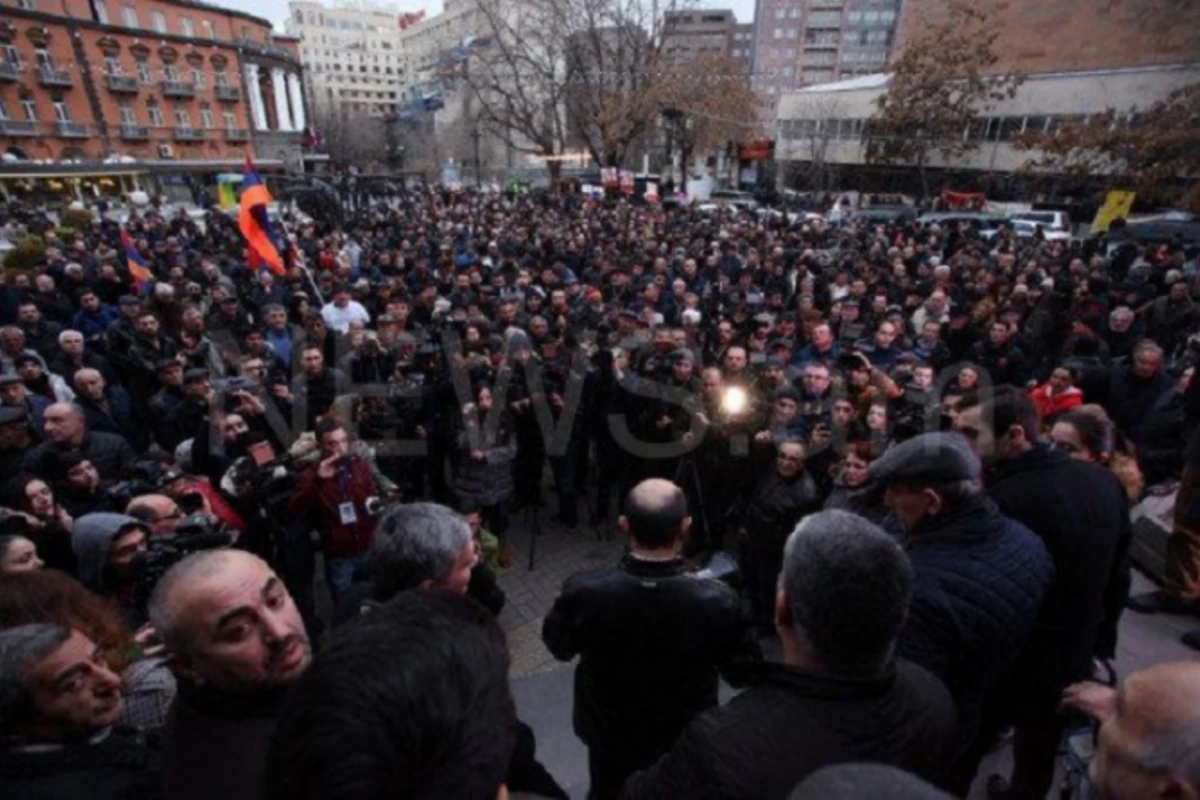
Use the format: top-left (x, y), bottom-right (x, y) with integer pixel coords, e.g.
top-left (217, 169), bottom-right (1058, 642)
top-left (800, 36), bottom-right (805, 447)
top-left (0, 186), bottom-right (1199, 800)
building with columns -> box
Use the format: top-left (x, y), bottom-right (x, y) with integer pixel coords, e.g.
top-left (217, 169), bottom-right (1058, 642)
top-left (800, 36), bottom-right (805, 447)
top-left (0, 0), bottom-right (310, 202)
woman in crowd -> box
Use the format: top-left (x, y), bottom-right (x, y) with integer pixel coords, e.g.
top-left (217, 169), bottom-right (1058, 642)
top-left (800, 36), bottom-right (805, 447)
top-left (1051, 407), bottom-right (1144, 502)
top-left (1, 474), bottom-right (78, 574)
top-left (0, 533), bottom-right (42, 574)
top-left (455, 384), bottom-right (516, 545)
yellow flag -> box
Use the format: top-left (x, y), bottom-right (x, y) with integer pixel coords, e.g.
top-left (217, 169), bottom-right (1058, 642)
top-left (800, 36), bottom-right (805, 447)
top-left (1091, 190), bottom-right (1136, 233)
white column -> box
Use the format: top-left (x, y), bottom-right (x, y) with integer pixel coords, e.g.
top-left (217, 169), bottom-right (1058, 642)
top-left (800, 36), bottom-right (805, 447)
top-left (271, 67), bottom-right (294, 131)
top-left (244, 63), bottom-right (268, 131)
top-left (287, 72), bottom-right (306, 131)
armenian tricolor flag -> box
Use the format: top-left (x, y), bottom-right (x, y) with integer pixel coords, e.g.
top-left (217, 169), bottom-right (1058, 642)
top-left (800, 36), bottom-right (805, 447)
top-left (238, 157), bottom-right (287, 277)
top-left (120, 228), bottom-right (154, 295)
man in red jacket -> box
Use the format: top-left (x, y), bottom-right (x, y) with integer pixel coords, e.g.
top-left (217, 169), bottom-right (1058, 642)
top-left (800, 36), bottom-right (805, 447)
top-left (288, 418), bottom-right (382, 599)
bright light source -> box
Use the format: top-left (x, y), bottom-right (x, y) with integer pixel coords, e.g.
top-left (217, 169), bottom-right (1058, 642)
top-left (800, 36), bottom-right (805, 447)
top-left (720, 386), bottom-right (748, 416)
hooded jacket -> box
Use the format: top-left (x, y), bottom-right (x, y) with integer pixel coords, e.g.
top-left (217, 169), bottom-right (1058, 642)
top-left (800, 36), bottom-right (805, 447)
top-left (71, 512), bottom-right (143, 594)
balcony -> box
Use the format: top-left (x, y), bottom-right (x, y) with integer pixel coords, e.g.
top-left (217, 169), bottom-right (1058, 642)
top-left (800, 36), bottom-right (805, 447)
top-left (214, 85), bottom-right (241, 102)
top-left (37, 66), bottom-right (74, 87)
top-left (0, 61), bottom-right (21, 81)
top-left (225, 127), bottom-right (250, 142)
top-left (119, 123), bottom-right (149, 140)
top-left (55, 121), bottom-right (89, 138)
top-left (0, 119), bottom-right (38, 136)
top-left (161, 81), bottom-right (196, 98)
top-left (105, 74), bottom-right (139, 93)
top-left (809, 0), bottom-right (844, 7)
top-left (173, 127), bottom-right (206, 141)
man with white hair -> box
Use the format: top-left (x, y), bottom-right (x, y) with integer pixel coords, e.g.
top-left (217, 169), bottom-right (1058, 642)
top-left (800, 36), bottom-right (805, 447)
top-left (49, 327), bottom-right (117, 389)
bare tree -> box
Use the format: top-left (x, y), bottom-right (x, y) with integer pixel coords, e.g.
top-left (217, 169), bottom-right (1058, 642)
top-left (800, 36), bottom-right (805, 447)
top-left (1015, 82), bottom-right (1200, 207)
top-left (464, 0), bottom-right (575, 182)
top-left (658, 53), bottom-right (761, 184)
top-left (864, 0), bottom-right (1022, 199)
top-left (311, 106), bottom-right (388, 169)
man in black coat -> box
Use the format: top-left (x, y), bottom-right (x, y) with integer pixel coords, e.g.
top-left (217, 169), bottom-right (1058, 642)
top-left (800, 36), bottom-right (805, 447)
top-left (0, 624), bottom-right (161, 800)
top-left (955, 386), bottom-right (1130, 799)
top-left (21, 402), bottom-right (135, 481)
top-left (620, 510), bottom-right (955, 800)
top-left (871, 432), bottom-right (1055, 794)
top-left (543, 478), bottom-right (758, 800)
top-left (736, 438), bottom-right (823, 631)
top-left (149, 549), bottom-right (313, 800)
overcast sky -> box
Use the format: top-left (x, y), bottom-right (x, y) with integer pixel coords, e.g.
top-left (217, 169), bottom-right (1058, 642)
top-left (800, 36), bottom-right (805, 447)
top-left (214, 0), bottom-right (757, 32)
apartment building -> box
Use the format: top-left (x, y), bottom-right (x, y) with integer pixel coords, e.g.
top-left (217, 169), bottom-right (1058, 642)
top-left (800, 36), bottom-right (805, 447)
top-left (286, 0), bottom-right (414, 119)
top-left (662, 9), bottom-right (754, 75)
top-left (0, 0), bottom-right (306, 170)
top-left (751, 0), bottom-right (902, 98)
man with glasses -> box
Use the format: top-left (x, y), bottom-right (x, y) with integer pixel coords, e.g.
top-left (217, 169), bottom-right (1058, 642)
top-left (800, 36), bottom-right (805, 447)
top-left (126, 494), bottom-right (184, 537)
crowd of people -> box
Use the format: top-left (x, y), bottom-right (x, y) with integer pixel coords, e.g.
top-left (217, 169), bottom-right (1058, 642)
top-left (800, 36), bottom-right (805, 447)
top-left (0, 185), bottom-right (1199, 799)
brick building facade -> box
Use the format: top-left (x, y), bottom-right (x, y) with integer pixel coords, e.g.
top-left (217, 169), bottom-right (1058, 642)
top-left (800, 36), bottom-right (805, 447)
top-left (894, 0), bottom-right (1200, 75)
top-left (0, 0), bottom-right (307, 168)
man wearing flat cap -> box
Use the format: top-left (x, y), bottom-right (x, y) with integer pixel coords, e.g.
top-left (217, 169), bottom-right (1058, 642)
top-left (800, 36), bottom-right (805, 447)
top-left (870, 431), bottom-right (1054, 793)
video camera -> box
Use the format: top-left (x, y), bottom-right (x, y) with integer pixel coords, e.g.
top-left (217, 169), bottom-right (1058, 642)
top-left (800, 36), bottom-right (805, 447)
top-left (134, 513), bottom-right (236, 611)
top-left (105, 459), bottom-right (175, 511)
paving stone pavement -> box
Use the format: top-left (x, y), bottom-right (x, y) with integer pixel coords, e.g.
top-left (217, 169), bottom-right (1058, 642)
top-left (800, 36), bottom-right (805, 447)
top-left (495, 513), bottom-right (625, 677)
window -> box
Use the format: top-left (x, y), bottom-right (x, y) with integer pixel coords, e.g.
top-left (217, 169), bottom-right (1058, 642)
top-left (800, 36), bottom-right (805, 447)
top-left (17, 0), bottom-right (36, 9)
top-left (164, 64), bottom-right (179, 81)
top-left (52, 100), bottom-right (70, 122)
top-left (174, 107), bottom-right (191, 127)
top-left (20, 98), bottom-right (37, 120)
top-left (2, 45), bottom-right (18, 65)
top-left (223, 109), bottom-right (235, 129)
top-left (0, 100), bottom-right (8, 121)
top-left (104, 55), bottom-right (121, 75)
top-left (34, 48), bottom-right (51, 68)
top-left (192, 67), bottom-right (205, 88)
top-left (199, 105), bottom-right (213, 128)
top-left (94, 0), bottom-right (109, 24)
top-left (135, 59), bottom-right (152, 84)
top-left (118, 103), bottom-right (136, 124)
top-left (121, 5), bottom-right (138, 28)
top-left (180, 17), bottom-right (195, 37)
top-left (151, 11), bottom-right (167, 34)
top-left (147, 103), bottom-right (164, 126)
top-left (201, 20), bottom-right (215, 39)
top-left (214, 69), bottom-right (227, 86)
top-left (774, 7), bottom-right (786, 18)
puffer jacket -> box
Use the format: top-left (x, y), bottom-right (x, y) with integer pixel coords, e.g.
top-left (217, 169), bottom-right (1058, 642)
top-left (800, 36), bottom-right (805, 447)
top-left (453, 412), bottom-right (516, 507)
top-left (897, 495), bottom-right (1053, 753)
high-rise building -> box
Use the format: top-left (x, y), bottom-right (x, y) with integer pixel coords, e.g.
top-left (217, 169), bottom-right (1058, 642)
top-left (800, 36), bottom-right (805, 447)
top-left (750, 0), bottom-right (902, 98)
top-left (285, 1), bottom-right (415, 120)
top-left (662, 9), bottom-right (753, 74)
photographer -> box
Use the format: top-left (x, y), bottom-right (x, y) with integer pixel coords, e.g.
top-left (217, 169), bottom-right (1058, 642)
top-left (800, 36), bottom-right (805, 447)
top-left (286, 418), bottom-right (383, 602)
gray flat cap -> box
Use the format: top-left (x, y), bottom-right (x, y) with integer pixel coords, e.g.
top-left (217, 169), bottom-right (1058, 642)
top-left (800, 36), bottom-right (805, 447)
top-left (868, 432), bottom-right (980, 484)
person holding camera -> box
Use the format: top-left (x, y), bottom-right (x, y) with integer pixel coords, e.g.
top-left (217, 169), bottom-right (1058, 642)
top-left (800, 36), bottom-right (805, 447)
top-left (287, 418), bottom-right (383, 601)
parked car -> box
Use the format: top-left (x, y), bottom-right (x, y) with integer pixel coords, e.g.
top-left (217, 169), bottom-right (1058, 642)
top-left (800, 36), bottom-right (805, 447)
top-left (917, 212), bottom-right (1010, 232)
top-left (1008, 209), bottom-right (1071, 234)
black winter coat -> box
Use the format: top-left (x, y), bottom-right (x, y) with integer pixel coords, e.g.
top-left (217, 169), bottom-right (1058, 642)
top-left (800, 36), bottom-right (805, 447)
top-left (0, 726), bottom-right (161, 800)
top-left (619, 660), bottom-right (955, 800)
top-left (542, 554), bottom-right (757, 758)
top-left (987, 446), bottom-right (1131, 696)
top-left (897, 496), bottom-right (1053, 752)
top-left (21, 431), bottom-right (136, 481)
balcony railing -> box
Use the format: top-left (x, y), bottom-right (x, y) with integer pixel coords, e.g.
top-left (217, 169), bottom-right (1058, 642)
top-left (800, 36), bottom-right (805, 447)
top-left (161, 80), bottom-right (196, 98)
top-left (119, 123), bottom-right (149, 140)
top-left (173, 127), bottom-right (206, 141)
top-left (214, 85), bottom-right (241, 101)
top-left (55, 120), bottom-right (89, 137)
top-left (225, 127), bottom-right (250, 142)
top-left (0, 119), bottom-right (38, 136)
top-left (105, 74), bottom-right (139, 93)
top-left (0, 61), bottom-right (21, 81)
top-left (37, 66), bottom-right (74, 87)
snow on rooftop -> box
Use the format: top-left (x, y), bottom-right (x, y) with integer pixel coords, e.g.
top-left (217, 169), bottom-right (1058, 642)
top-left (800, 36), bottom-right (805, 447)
top-left (795, 73), bottom-right (892, 93)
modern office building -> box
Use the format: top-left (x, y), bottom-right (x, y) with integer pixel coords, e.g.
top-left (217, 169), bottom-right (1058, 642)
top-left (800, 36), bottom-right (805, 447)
top-left (0, 0), bottom-right (306, 180)
top-left (750, 0), bottom-right (902, 99)
top-left (285, 0), bottom-right (413, 119)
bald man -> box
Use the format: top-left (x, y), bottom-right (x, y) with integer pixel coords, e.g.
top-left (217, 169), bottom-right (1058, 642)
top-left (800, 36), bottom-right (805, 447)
top-left (21, 402), bottom-right (135, 480)
top-left (149, 550), bottom-right (311, 800)
top-left (543, 479), bottom-right (757, 799)
top-left (1063, 661), bottom-right (1200, 800)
